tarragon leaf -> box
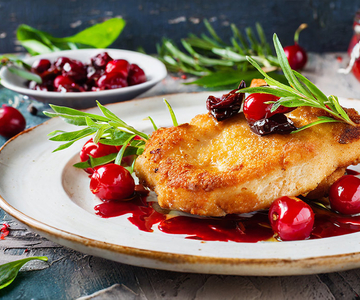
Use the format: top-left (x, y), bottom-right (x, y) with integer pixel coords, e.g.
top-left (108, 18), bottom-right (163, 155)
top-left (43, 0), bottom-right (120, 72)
top-left (49, 127), bottom-right (97, 142)
top-left (0, 256), bottom-right (48, 290)
top-left (164, 99), bottom-right (178, 127)
top-left (292, 116), bottom-right (343, 133)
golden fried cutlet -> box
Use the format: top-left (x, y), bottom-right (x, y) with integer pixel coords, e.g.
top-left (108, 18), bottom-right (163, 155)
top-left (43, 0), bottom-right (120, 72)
top-left (134, 106), bottom-right (360, 217)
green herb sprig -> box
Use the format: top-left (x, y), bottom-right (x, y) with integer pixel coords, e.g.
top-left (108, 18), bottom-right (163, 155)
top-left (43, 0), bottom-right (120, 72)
top-left (17, 18), bottom-right (126, 56)
top-left (0, 256), bottom-right (48, 290)
top-left (156, 20), bottom-right (286, 89)
top-left (44, 99), bottom-right (178, 172)
top-left (239, 34), bottom-right (357, 132)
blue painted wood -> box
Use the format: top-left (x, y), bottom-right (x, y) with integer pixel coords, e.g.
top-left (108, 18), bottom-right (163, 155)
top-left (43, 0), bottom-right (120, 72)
top-left (0, 0), bottom-right (358, 54)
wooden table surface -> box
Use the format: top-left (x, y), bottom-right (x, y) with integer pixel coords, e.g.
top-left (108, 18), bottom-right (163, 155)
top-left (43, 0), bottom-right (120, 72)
top-left (1, 52), bottom-right (360, 300)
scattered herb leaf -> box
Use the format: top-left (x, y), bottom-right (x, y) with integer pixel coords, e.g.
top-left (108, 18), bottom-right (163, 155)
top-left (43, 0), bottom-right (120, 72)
top-left (0, 256), bottom-right (48, 290)
top-left (17, 18), bottom-right (126, 56)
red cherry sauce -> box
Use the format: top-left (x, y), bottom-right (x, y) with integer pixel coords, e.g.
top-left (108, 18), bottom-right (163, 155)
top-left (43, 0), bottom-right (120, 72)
top-left (95, 194), bottom-right (165, 232)
top-left (158, 213), bottom-right (274, 242)
top-left (311, 204), bottom-right (360, 239)
top-left (346, 168), bottom-right (360, 176)
top-left (94, 183), bottom-right (360, 242)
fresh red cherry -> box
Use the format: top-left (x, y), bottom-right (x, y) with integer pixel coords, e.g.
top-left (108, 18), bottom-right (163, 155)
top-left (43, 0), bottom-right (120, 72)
top-left (127, 64), bottom-right (146, 86)
top-left (90, 163), bottom-right (135, 201)
top-left (54, 75), bottom-right (75, 89)
top-left (91, 52), bottom-right (113, 70)
top-left (243, 93), bottom-right (294, 122)
top-left (284, 24), bottom-right (308, 70)
top-left (97, 72), bottom-right (128, 90)
top-left (105, 59), bottom-right (130, 77)
top-left (0, 105), bottom-right (26, 138)
top-left (31, 59), bottom-right (51, 74)
top-left (329, 175), bottom-right (360, 215)
top-left (80, 138), bottom-right (119, 174)
top-left (269, 196), bottom-right (314, 241)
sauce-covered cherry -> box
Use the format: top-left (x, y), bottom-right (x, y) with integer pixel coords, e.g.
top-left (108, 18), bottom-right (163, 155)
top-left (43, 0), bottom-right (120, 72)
top-left (90, 163), bottom-right (135, 201)
top-left (329, 175), bottom-right (360, 215)
top-left (269, 196), bottom-right (314, 241)
top-left (80, 138), bottom-right (119, 174)
top-left (0, 105), bottom-right (26, 138)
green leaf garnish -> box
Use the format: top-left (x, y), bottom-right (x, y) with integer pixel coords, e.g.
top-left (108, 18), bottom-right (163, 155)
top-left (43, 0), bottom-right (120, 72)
top-left (17, 18), bottom-right (125, 55)
top-left (0, 256), bottom-right (48, 290)
top-left (239, 34), bottom-right (357, 131)
top-left (163, 99), bottom-right (178, 127)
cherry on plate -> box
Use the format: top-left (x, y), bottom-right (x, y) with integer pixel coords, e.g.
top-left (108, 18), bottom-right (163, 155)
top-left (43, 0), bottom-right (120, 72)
top-left (329, 175), bottom-right (360, 215)
top-left (80, 138), bottom-right (119, 174)
top-left (90, 163), bottom-right (135, 201)
top-left (269, 196), bottom-right (314, 241)
top-left (0, 105), bottom-right (26, 138)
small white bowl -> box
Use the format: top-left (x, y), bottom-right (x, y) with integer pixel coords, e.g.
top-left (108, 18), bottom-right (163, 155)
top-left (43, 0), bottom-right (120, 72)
top-left (0, 49), bottom-right (167, 109)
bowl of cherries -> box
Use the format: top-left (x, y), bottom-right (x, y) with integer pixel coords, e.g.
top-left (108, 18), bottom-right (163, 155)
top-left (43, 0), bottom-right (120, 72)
top-left (0, 49), bottom-right (167, 109)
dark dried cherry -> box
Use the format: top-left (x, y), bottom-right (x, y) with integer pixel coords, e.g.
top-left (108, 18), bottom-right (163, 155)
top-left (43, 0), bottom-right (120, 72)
top-left (61, 60), bottom-right (87, 82)
top-left (91, 52), bottom-right (113, 70)
top-left (206, 80), bottom-right (246, 121)
top-left (31, 59), bottom-right (51, 74)
top-left (97, 72), bottom-right (128, 90)
top-left (249, 113), bottom-right (297, 136)
top-left (127, 64), bottom-right (146, 86)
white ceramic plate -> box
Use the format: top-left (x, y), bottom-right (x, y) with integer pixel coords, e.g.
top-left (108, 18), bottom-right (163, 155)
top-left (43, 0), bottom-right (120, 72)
top-left (0, 49), bottom-right (167, 109)
top-left (1, 92), bottom-right (360, 276)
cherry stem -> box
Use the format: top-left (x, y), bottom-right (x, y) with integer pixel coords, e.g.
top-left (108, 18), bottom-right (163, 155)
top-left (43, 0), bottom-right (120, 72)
top-left (294, 23), bottom-right (308, 44)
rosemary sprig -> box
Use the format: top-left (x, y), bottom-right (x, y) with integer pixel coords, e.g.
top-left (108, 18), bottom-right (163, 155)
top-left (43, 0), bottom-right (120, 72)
top-left (156, 20), bottom-right (284, 89)
top-left (239, 34), bottom-right (357, 131)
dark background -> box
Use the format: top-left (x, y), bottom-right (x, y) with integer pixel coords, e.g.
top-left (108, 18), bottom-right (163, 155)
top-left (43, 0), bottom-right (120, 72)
top-left (0, 0), bottom-right (360, 54)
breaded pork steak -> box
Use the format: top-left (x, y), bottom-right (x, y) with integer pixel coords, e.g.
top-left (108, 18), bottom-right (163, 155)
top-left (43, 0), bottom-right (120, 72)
top-left (134, 106), bottom-right (360, 217)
